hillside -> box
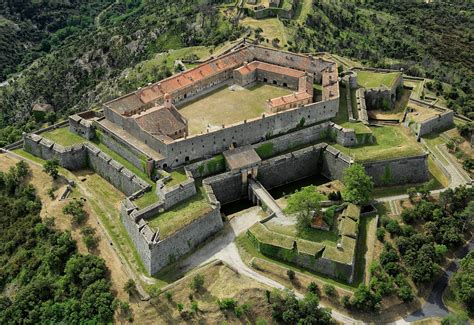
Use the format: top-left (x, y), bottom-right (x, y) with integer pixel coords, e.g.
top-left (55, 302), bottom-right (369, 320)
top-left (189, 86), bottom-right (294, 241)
top-left (0, 0), bottom-right (472, 147)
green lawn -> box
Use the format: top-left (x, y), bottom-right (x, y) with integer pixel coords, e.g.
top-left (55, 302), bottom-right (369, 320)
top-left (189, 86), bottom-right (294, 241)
top-left (357, 71), bottom-right (401, 89)
top-left (421, 133), bottom-right (448, 164)
top-left (178, 82), bottom-right (292, 135)
top-left (333, 85), bottom-right (349, 124)
top-left (134, 190), bottom-right (159, 209)
top-left (333, 125), bottom-right (424, 162)
top-left (165, 169), bottom-right (188, 187)
top-left (353, 215), bottom-right (376, 285)
top-left (264, 222), bottom-right (338, 246)
top-left (147, 184), bottom-right (212, 238)
top-left (41, 127), bottom-right (86, 146)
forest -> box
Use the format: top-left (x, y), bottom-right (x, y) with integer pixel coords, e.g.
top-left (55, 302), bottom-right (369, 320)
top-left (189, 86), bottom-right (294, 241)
top-left (0, 161), bottom-right (116, 323)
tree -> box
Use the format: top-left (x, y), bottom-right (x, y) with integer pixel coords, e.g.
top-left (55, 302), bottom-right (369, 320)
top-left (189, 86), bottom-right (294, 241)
top-left (308, 282), bottom-right (319, 295)
top-left (124, 279), bottom-right (137, 296)
top-left (376, 227), bottom-right (385, 242)
top-left (350, 284), bottom-right (381, 311)
top-left (284, 186), bottom-right (325, 233)
top-left (452, 251), bottom-right (474, 314)
top-left (80, 226), bottom-right (98, 251)
top-left (190, 274), bottom-right (204, 292)
top-left (342, 163), bottom-right (374, 205)
top-left (407, 187), bottom-right (417, 203)
top-left (323, 284), bottom-right (336, 297)
top-left (62, 200), bottom-right (86, 224)
top-left (287, 269), bottom-right (295, 280)
top-left (43, 158), bottom-right (60, 179)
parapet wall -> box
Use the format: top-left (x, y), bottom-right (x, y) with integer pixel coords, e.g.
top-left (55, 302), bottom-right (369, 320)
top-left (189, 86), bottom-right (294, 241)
top-left (363, 154), bottom-right (429, 186)
top-left (23, 133), bottom-right (150, 196)
top-left (329, 122), bottom-right (356, 147)
top-left (206, 171), bottom-right (244, 205)
top-left (156, 170), bottom-right (196, 209)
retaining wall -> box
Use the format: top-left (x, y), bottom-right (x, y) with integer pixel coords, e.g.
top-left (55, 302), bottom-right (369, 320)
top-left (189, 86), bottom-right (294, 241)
top-left (417, 111), bottom-right (454, 137)
top-left (258, 144), bottom-right (324, 189)
top-left (321, 145), bottom-right (352, 181)
top-left (206, 171), bottom-right (244, 205)
top-left (363, 154), bottom-right (429, 186)
top-left (69, 114), bottom-right (95, 140)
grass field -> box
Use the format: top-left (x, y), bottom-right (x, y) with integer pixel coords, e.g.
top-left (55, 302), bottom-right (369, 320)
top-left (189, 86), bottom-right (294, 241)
top-left (265, 221), bottom-right (338, 246)
top-left (178, 83), bottom-right (292, 135)
top-left (357, 71), bottom-right (401, 89)
top-left (165, 169), bottom-right (187, 187)
top-left (148, 184), bottom-right (211, 238)
top-left (41, 127), bottom-right (86, 146)
top-left (333, 125), bottom-right (424, 162)
top-left (240, 17), bottom-right (288, 45)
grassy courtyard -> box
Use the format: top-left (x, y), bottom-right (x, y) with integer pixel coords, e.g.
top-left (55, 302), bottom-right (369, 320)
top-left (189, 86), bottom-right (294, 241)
top-left (147, 184), bottom-right (212, 238)
top-left (264, 222), bottom-right (339, 246)
top-left (333, 125), bottom-right (424, 162)
top-left (357, 71), bottom-right (401, 89)
top-left (178, 83), bottom-right (292, 135)
top-left (41, 127), bottom-right (86, 146)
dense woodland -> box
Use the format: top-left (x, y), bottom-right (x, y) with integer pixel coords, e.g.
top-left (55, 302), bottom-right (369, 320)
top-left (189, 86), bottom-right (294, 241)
top-left (0, 0), bottom-right (472, 145)
top-left (0, 161), bottom-right (116, 323)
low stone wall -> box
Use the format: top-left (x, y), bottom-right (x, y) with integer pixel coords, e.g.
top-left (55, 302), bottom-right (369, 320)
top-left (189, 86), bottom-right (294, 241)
top-left (329, 122), bottom-right (356, 147)
top-left (363, 154), bottom-right (429, 186)
top-left (355, 88), bottom-right (368, 124)
top-left (258, 144), bottom-right (323, 189)
top-left (156, 170), bottom-right (196, 209)
top-left (184, 154), bottom-right (226, 178)
top-left (23, 133), bottom-right (150, 196)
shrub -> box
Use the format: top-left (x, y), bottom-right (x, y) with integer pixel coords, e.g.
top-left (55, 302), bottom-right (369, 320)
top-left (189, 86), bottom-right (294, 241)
top-left (323, 284), bottom-right (336, 297)
top-left (123, 279), bottom-right (136, 296)
top-left (341, 295), bottom-right (351, 308)
top-left (385, 219), bottom-right (402, 236)
top-left (190, 274), bottom-right (204, 292)
top-left (398, 284), bottom-right (414, 303)
top-left (62, 200), bottom-right (86, 224)
top-left (308, 282), bottom-right (319, 294)
top-left (376, 228), bottom-right (385, 242)
top-left (217, 298), bottom-right (237, 311)
top-left (43, 158), bottom-right (60, 179)
top-left (165, 292), bottom-right (173, 302)
top-left (287, 269), bottom-right (295, 280)
top-left (80, 226), bottom-right (98, 251)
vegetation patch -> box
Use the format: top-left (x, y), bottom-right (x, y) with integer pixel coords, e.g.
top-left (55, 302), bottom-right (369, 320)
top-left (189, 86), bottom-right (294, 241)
top-left (41, 127), bottom-right (86, 146)
top-left (148, 184), bottom-right (212, 238)
top-left (255, 142), bottom-right (274, 159)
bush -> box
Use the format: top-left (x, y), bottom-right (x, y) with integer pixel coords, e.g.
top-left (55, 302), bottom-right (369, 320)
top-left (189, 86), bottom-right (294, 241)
top-left (385, 219), bottom-right (402, 236)
top-left (165, 291), bottom-right (173, 301)
top-left (323, 284), bottom-right (336, 297)
top-left (190, 274), bottom-right (204, 292)
top-left (341, 295), bottom-right (351, 308)
top-left (124, 279), bottom-right (136, 296)
top-left (217, 298), bottom-right (237, 311)
top-left (43, 158), bottom-right (60, 179)
top-left (398, 284), bottom-right (414, 303)
top-left (376, 228), bottom-right (385, 242)
top-left (287, 269), bottom-right (295, 280)
top-left (62, 200), bottom-right (86, 224)
top-left (80, 226), bottom-right (98, 251)
top-left (308, 282), bottom-right (319, 295)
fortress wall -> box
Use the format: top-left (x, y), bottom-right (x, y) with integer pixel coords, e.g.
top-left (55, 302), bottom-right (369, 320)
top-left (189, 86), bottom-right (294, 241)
top-left (321, 145), bottom-right (352, 181)
top-left (95, 126), bottom-right (148, 173)
top-left (156, 176), bottom-right (196, 209)
top-left (364, 75), bottom-right (403, 110)
top-left (69, 114), bottom-right (95, 140)
top-left (258, 144), bottom-right (324, 189)
top-left (165, 97), bottom-right (338, 168)
top-left (329, 122), bottom-right (357, 147)
top-left (120, 204), bottom-right (153, 272)
top-left (363, 154), bottom-right (429, 187)
top-left (23, 134), bottom-right (88, 170)
top-left (149, 207), bottom-right (223, 274)
top-left (85, 144), bottom-right (149, 196)
top-left (252, 122), bottom-right (330, 157)
top-left (417, 111), bottom-right (454, 137)
top-left (206, 171), bottom-right (244, 205)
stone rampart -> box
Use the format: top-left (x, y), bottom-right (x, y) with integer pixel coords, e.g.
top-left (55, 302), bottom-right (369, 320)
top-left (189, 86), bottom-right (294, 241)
top-left (148, 208), bottom-right (222, 274)
top-left (363, 154), bottom-right (429, 186)
top-left (355, 88), bottom-right (369, 124)
top-left (206, 171), bottom-right (244, 205)
top-left (321, 145), bottom-right (353, 181)
top-left (329, 122), bottom-right (356, 147)
top-left (417, 110), bottom-right (454, 138)
top-left (23, 133), bottom-right (150, 196)
top-left (69, 114), bottom-right (95, 140)
top-left (258, 144), bottom-right (324, 189)
top-left (23, 133), bottom-right (88, 170)
top-left (156, 170), bottom-right (196, 209)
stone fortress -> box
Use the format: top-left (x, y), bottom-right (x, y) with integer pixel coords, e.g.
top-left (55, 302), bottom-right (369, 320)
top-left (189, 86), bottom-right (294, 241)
top-left (20, 42), bottom-right (450, 280)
